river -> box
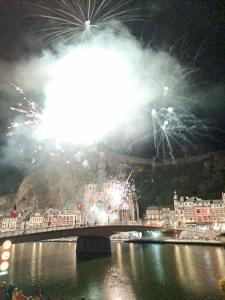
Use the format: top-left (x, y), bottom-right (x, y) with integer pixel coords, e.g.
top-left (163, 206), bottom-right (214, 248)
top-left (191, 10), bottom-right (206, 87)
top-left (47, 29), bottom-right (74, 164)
top-left (2, 242), bottom-right (225, 299)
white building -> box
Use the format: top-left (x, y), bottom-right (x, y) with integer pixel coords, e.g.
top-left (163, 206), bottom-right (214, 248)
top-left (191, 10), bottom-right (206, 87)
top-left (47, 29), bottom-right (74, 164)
top-left (1, 216), bottom-right (17, 232)
top-left (28, 213), bottom-right (44, 229)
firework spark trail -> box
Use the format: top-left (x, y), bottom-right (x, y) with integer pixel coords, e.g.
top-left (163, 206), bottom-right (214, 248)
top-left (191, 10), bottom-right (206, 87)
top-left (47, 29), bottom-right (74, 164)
top-left (7, 83), bottom-right (41, 135)
top-left (151, 107), bottom-right (210, 160)
top-left (125, 103), bottom-right (213, 161)
top-left (32, 0), bottom-right (139, 45)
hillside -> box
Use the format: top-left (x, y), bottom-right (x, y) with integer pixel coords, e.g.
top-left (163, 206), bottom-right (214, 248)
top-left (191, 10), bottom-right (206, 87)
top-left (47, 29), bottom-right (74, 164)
top-left (1, 151), bottom-right (225, 214)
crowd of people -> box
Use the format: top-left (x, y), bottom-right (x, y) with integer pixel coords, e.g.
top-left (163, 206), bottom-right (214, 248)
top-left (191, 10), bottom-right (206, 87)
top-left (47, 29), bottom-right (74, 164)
top-left (0, 282), bottom-right (62, 300)
top-left (0, 282), bottom-right (87, 300)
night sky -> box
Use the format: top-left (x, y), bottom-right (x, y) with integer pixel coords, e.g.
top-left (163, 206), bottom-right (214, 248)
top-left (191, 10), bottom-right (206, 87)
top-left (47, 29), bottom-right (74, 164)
top-left (0, 0), bottom-right (225, 163)
top-left (0, 1), bottom-right (224, 81)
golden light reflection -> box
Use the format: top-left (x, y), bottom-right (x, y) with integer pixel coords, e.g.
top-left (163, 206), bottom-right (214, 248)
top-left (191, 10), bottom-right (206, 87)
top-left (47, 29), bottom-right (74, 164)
top-left (152, 245), bottom-right (164, 281)
top-left (68, 242), bottom-right (76, 279)
top-left (37, 243), bottom-right (42, 278)
top-left (9, 244), bottom-right (15, 283)
top-left (129, 243), bottom-right (137, 281)
top-left (216, 248), bottom-right (225, 278)
top-left (183, 246), bottom-right (196, 283)
top-left (101, 242), bottom-right (137, 300)
top-left (103, 265), bottom-right (136, 300)
top-left (31, 243), bottom-right (37, 279)
top-left (174, 245), bottom-right (186, 286)
top-left (175, 245), bottom-right (223, 295)
top-left (116, 242), bottom-right (123, 270)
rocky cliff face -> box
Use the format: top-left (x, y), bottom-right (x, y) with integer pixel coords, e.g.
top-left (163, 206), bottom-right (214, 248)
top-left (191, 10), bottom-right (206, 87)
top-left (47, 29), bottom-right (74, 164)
top-left (15, 150), bottom-right (150, 211)
top-left (0, 193), bottom-right (15, 211)
top-left (3, 151), bottom-right (225, 213)
top-left (16, 160), bottom-right (88, 210)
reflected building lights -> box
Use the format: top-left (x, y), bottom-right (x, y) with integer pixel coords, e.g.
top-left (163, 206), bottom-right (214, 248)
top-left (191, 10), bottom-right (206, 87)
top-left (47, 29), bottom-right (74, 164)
top-left (216, 248), bottom-right (225, 278)
top-left (103, 266), bottom-right (136, 300)
top-left (31, 243), bottom-right (37, 279)
top-left (203, 250), bottom-right (212, 268)
top-left (152, 245), bottom-right (164, 281)
top-left (202, 250), bottom-right (215, 283)
top-left (69, 243), bottom-right (76, 279)
top-left (9, 244), bottom-right (15, 283)
top-left (1, 241), bottom-right (225, 299)
top-left (37, 243), bottom-right (43, 279)
top-left (174, 245), bottom-right (186, 286)
top-left (116, 243), bottom-right (123, 270)
top-left (19, 244), bottom-right (24, 269)
top-left (129, 243), bottom-right (137, 280)
top-left (184, 246), bottom-right (195, 278)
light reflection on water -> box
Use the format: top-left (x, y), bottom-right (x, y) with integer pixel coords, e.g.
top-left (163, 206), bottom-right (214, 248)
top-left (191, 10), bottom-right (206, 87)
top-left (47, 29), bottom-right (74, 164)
top-left (1, 242), bottom-right (225, 300)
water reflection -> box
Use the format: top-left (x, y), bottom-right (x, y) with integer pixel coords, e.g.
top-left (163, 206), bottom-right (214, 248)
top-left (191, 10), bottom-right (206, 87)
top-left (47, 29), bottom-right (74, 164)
top-left (3, 242), bottom-right (225, 300)
top-left (151, 244), bottom-right (164, 281)
top-left (174, 245), bottom-right (186, 286)
top-left (174, 244), bottom-right (225, 298)
top-left (216, 248), bottom-right (225, 278)
top-left (37, 243), bottom-right (42, 279)
top-left (104, 264), bottom-right (136, 300)
top-left (31, 243), bottom-right (37, 279)
top-left (116, 242), bottom-right (122, 270)
top-left (129, 243), bottom-right (138, 280)
top-left (9, 244), bottom-right (15, 283)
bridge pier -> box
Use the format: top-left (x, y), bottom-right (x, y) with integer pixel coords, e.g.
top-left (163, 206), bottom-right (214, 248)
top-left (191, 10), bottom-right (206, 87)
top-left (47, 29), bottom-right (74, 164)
top-left (76, 236), bottom-right (111, 260)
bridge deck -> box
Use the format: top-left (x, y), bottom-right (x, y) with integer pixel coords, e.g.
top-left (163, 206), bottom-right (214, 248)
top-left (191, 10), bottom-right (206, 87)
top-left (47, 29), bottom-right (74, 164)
top-left (0, 223), bottom-right (165, 245)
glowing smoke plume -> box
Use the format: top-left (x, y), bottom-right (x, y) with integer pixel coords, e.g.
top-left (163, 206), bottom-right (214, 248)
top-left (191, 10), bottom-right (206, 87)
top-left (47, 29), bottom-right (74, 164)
top-left (2, 0), bottom-right (209, 164)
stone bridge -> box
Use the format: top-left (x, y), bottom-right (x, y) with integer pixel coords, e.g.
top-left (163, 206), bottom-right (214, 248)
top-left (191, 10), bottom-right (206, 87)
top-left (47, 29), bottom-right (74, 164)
top-left (0, 223), bottom-right (165, 259)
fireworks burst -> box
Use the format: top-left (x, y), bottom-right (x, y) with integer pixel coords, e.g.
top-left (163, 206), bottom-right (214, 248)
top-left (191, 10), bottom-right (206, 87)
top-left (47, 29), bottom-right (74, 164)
top-left (34, 0), bottom-right (139, 45)
top-left (86, 173), bottom-right (136, 223)
top-left (106, 177), bottom-right (135, 209)
top-left (4, 1), bottom-right (216, 166)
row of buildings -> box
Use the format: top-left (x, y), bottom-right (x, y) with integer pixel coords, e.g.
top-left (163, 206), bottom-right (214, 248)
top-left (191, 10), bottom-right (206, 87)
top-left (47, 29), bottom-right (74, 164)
top-left (145, 191), bottom-right (225, 228)
top-left (0, 180), bottom-right (139, 232)
top-left (0, 208), bottom-right (83, 232)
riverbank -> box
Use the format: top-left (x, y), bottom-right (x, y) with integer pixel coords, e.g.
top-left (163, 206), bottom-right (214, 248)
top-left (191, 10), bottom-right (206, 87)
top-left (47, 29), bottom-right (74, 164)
top-left (124, 239), bottom-right (224, 247)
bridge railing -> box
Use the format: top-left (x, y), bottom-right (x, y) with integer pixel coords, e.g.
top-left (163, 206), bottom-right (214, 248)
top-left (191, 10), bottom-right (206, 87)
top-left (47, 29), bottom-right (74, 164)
top-left (0, 220), bottom-right (161, 239)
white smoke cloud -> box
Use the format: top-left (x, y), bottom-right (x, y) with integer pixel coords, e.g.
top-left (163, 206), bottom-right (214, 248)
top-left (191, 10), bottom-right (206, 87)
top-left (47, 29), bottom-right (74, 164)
top-left (0, 23), bottom-right (189, 167)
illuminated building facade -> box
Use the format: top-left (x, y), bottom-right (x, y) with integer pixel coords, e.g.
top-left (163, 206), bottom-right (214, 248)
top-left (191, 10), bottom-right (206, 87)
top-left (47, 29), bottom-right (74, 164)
top-left (174, 191), bottom-right (225, 225)
top-left (145, 191), bottom-right (225, 227)
top-left (145, 206), bottom-right (173, 226)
